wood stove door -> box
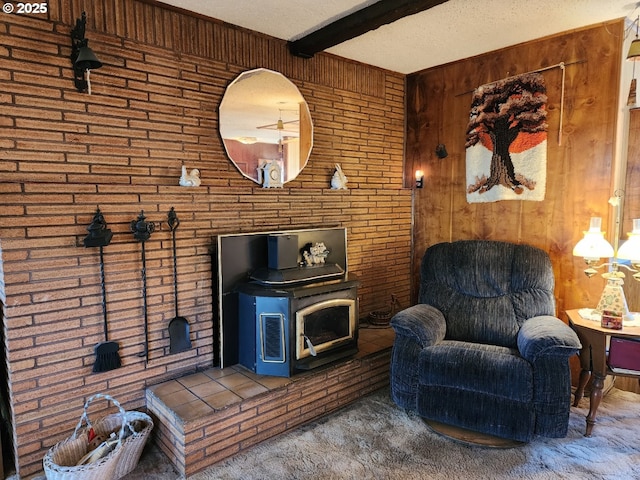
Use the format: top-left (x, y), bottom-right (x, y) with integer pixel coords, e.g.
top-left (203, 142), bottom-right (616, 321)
top-left (294, 286), bottom-right (358, 364)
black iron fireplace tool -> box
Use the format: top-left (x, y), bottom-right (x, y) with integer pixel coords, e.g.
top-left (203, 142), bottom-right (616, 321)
top-left (167, 207), bottom-right (192, 354)
top-left (131, 210), bottom-right (155, 365)
top-left (83, 207), bottom-right (121, 373)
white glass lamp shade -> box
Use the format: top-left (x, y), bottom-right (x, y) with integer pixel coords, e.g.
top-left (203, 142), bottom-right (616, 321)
top-left (617, 218), bottom-right (640, 263)
top-left (572, 217), bottom-right (614, 261)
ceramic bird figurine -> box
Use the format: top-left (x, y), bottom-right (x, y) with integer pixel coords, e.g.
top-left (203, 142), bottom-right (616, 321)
top-left (179, 165), bottom-right (201, 187)
top-left (331, 164), bottom-right (348, 190)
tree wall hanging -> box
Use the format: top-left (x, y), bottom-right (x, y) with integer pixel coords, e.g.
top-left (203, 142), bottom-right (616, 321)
top-left (465, 72), bottom-right (548, 203)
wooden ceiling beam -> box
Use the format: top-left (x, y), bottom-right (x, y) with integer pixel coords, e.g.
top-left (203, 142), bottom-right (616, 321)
top-left (288, 0), bottom-right (449, 58)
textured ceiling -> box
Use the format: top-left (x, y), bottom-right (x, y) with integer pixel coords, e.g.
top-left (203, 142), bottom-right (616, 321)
top-left (157, 0), bottom-right (638, 74)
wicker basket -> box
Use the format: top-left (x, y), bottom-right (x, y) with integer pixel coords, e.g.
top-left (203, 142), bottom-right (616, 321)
top-left (368, 307), bottom-right (392, 326)
top-left (43, 394), bottom-right (153, 480)
top-left (368, 295), bottom-right (401, 327)
top-left (95, 410), bottom-right (153, 479)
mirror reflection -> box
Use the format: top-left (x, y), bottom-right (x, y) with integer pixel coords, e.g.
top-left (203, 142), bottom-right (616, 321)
top-left (219, 68), bottom-right (313, 185)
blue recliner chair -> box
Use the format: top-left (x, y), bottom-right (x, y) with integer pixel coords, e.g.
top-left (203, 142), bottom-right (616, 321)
top-left (390, 240), bottom-right (581, 442)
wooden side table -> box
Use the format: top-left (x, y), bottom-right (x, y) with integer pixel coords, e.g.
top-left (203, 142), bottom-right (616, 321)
top-left (567, 309), bottom-right (640, 436)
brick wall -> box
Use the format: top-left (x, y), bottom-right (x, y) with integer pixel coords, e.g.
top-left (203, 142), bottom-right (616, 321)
top-left (0, 1), bottom-right (410, 477)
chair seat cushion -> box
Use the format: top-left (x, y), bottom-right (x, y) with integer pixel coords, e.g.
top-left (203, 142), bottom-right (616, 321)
top-left (419, 341), bottom-right (533, 402)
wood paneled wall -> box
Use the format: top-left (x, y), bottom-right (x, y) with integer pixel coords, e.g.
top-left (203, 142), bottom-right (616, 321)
top-left (625, 109), bottom-right (640, 222)
top-left (405, 21), bottom-right (624, 316)
top-left (615, 108), bottom-right (640, 394)
top-left (624, 108), bottom-right (640, 312)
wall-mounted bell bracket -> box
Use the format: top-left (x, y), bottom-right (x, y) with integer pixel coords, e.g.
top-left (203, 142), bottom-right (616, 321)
top-left (70, 12), bottom-right (102, 93)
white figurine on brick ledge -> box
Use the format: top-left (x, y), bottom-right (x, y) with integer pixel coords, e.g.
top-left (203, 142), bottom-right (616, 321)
top-left (330, 163), bottom-right (348, 190)
top-left (179, 165), bottom-right (201, 187)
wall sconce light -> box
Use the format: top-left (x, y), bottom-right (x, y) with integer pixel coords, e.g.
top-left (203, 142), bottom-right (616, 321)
top-left (70, 12), bottom-right (102, 94)
top-left (415, 170), bottom-right (424, 189)
top-left (573, 191), bottom-right (640, 325)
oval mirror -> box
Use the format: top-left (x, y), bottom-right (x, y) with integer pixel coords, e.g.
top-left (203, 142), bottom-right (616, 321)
top-left (219, 68), bottom-right (313, 186)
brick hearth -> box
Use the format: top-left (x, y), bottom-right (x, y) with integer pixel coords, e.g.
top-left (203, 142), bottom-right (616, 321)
top-left (146, 327), bottom-right (394, 477)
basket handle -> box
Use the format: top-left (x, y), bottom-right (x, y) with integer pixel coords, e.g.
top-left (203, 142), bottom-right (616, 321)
top-left (72, 393), bottom-right (130, 449)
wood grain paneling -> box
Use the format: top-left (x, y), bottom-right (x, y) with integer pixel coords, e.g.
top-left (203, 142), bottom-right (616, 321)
top-left (623, 108), bottom-right (640, 313)
top-left (405, 21), bottom-right (624, 314)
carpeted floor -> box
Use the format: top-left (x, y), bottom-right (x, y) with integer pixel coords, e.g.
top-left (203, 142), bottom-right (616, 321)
top-left (119, 386), bottom-right (640, 480)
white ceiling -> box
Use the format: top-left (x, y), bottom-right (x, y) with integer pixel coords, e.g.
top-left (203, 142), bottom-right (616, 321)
top-left (157, 0), bottom-right (639, 74)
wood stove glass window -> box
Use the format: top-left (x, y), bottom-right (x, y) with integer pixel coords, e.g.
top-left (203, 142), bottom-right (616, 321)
top-left (296, 298), bottom-right (356, 360)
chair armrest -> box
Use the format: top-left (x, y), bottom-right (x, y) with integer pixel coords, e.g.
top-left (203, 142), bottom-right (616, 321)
top-left (517, 315), bottom-right (581, 363)
top-left (390, 304), bottom-right (446, 348)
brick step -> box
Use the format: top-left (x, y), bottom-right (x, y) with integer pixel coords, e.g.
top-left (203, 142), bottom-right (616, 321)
top-left (146, 349), bottom-right (391, 477)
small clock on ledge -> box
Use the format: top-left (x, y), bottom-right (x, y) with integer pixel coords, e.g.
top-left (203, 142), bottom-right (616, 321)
top-left (258, 160), bottom-right (283, 188)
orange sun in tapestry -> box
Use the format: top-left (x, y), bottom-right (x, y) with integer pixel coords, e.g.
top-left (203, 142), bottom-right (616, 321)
top-left (465, 72), bottom-right (548, 203)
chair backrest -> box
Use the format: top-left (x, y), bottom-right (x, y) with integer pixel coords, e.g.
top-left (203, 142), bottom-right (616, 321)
top-left (419, 240), bottom-right (556, 348)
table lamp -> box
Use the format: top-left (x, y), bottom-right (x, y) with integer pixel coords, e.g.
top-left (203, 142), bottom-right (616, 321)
top-left (573, 193), bottom-right (640, 323)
